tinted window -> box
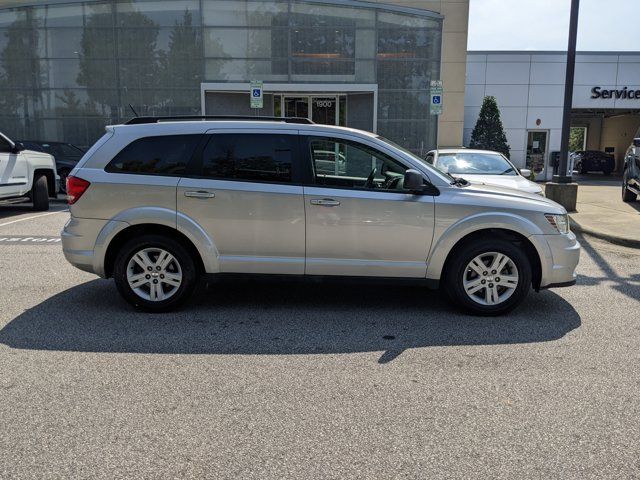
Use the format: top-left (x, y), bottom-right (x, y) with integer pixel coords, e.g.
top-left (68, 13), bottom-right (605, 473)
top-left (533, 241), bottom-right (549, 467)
top-left (40, 143), bottom-right (84, 158)
top-left (106, 135), bottom-right (200, 175)
top-left (201, 134), bottom-right (294, 183)
top-left (0, 137), bottom-right (12, 153)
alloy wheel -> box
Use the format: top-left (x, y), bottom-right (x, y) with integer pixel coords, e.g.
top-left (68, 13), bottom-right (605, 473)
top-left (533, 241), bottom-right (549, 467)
top-left (126, 247), bottom-right (182, 302)
top-left (463, 252), bottom-right (519, 306)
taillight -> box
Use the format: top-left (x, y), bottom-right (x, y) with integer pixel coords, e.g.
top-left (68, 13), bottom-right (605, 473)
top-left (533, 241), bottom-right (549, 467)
top-left (66, 176), bottom-right (90, 205)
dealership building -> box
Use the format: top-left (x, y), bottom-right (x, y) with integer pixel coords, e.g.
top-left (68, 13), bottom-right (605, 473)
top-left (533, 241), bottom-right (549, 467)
top-left (465, 51), bottom-right (640, 179)
top-left (0, 0), bottom-right (469, 154)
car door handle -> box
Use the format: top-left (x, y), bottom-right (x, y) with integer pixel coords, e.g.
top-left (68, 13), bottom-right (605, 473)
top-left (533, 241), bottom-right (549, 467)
top-left (310, 198), bottom-right (340, 206)
top-left (184, 190), bottom-right (215, 199)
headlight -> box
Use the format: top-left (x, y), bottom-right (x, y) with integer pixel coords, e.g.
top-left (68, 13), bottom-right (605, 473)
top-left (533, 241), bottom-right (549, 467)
top-left (545, 213), bottom-right (570, 234)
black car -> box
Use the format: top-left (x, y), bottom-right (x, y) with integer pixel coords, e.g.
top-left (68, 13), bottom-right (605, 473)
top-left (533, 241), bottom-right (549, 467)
top-left (18, 140), bottom-right (85, 192)
top-left (622, 136), bottom-right (640, 202)
top-left (573, 150), bottom-right (616, 175)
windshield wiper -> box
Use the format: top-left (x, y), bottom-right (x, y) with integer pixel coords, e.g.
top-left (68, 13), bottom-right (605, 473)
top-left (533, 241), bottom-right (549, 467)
top-left (499, 167), bottom-right (515, 175)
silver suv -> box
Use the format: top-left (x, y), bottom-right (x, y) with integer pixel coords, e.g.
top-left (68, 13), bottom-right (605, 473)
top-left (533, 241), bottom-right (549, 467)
top-left (62, 116), bottom-right (580, 315)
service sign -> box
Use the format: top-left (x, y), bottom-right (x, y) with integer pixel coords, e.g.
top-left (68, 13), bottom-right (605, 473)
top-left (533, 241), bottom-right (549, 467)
top-left (250, 80), bottom-right (263, 109)
top-left (430, 80), bottom-right (443, 116)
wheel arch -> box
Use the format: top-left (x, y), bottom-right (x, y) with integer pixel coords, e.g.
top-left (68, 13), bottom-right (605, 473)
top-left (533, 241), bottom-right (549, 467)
top-left (103, 223), bottom-right (207, 279)
top-left (427, 214), bottom-right (544, 290)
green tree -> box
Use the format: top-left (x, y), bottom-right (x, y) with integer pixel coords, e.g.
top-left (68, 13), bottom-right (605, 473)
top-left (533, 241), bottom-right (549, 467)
top-left (158, 10), bottom-right (202, 115)
top-left (469, 96), bottom-right (510, 158)
top-left (569, 127), bottom-right (585, 152)
top-left (0, 11), bottom-right (44, 137)
top-left (77, 2), bottom-right (160, 121)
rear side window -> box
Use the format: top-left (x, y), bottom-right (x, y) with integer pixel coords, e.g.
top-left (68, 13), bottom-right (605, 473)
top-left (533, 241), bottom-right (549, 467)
top-left (106, 135), bottom-right (200, 176)
top-left (200, 133), bottom-right (294, 183)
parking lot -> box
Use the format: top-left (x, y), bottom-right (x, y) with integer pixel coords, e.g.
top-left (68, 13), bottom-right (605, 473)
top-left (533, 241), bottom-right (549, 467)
top-left (0, 203), bottom-right (639, 479)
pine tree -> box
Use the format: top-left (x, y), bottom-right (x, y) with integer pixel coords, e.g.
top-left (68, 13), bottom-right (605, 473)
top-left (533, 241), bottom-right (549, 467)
top-left (469, 96), bottom-right (511, 158)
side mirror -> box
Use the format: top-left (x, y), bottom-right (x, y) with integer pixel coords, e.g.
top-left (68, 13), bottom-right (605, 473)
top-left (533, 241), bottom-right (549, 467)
top-left (633, 138), bottom-right (640, 148)
top-left (11, 141), bottom-right (25, 153)
top-left (520, 168), bottom-right (532, 177)
top-left (404, 169), bottom-right (424, 191)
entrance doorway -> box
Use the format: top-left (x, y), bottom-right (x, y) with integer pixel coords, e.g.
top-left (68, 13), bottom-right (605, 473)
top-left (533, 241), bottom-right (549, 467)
top-left (274, 95), bottom-right (346, 126)
top-left (526, 130), bottom-right (549, 180)
top-left (202, 83), bottom-right (377, 132)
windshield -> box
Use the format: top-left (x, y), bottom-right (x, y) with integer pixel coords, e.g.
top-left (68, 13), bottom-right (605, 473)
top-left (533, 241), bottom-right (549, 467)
top-left (436, 152), bottom-right (517, 176)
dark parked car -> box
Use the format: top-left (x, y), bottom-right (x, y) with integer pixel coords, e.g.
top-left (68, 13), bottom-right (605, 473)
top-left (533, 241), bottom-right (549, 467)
top-left (573, 150), bottom-right (615, 175)
top-left (18, 140), bottom-right (85, 192)
top-left (622, 135), bottom-right (640, 202)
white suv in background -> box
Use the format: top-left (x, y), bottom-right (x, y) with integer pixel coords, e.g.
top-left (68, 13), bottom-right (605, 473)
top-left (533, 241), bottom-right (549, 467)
top-left (0, 132), bottom-right (59, 211)
top-left (62, 116), bottom-right (580, 316)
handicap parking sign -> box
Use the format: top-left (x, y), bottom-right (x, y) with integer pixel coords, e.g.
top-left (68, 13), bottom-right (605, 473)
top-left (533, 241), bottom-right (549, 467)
top-left (250, 80), bottom-right (263, 108)
top-left (430, 82), bottom-right (443, 115)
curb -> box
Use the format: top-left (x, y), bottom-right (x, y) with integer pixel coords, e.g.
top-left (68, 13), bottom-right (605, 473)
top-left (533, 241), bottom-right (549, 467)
top-left (569, 216), bottom-right (640, 249)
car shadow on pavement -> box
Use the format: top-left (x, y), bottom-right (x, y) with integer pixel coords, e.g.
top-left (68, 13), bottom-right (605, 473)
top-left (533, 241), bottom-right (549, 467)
top-left (576, 235), bottom-right (640, 302)
top-left (0, 277), bottom-right (581, 363)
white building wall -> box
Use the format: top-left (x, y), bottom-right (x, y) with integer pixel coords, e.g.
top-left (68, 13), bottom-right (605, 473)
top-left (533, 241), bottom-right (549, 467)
top-left (465, 51), bottom-right (640, 180)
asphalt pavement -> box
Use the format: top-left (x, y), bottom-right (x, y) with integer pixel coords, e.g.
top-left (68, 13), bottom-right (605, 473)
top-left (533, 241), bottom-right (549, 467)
top-left (0, 204), bottom-right (639, 479)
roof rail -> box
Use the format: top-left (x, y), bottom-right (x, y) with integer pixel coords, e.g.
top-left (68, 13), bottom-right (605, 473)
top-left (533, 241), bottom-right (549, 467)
top-left (124, 115), bottom-right (314, 125)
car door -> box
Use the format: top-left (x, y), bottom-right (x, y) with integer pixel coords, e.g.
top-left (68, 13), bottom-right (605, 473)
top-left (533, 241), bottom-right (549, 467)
top-left (0, 135), bottom-right (27, 197)
top-left (177, 130), bottom-right (306, 274)
top-left (302, 134), bottom-right (435, 277)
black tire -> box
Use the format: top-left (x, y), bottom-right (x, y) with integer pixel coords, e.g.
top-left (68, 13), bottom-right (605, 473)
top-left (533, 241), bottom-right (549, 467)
top-left (580, 164), bottom-right (588, 175)
top-left (622, 170), bottom-right (637, 202)
top-left (113, 234), bottom-right (198, 312)
top-left (58, 168), bottom-right (70, 194)
top-left (31, 174), bottom-right (49, 211)
top-left (444, 238), bottom-right (532, 316)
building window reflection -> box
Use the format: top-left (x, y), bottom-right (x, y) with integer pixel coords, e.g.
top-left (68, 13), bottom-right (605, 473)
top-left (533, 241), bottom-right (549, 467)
top-left (0, 0), bottom-right (441, 152)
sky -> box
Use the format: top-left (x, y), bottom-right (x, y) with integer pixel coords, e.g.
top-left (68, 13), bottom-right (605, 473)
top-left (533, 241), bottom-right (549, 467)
top-left (468, 0), bottom-right (640, 52)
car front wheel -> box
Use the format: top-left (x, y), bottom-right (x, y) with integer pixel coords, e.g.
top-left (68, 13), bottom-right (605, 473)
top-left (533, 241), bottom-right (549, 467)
top-left (622, 170), bottom-right (637, 202)
top-left (31, 174), bottom-right (49, 211)
top-left (445, 239), bottom-right (532, 316)
top-left (113, 235), bottom-right (198, 312)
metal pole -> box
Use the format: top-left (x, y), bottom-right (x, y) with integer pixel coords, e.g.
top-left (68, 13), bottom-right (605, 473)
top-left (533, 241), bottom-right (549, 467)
top-left (553, 0), bottom-right (580, 183)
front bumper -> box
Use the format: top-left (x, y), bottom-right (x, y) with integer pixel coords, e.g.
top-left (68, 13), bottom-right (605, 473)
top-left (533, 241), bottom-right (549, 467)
top-left (531, 232), bottom-right (581, 288)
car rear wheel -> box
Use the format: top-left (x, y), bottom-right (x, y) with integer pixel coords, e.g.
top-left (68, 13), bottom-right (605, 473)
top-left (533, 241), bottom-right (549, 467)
top-left (622, 170), bottom-right (637, 202)
top-left (113, 235), bottom-right (198, 312)
top-left (444, 239), bottom-right (532, 316)
top-left (31, 174), bottom-right (49, 211)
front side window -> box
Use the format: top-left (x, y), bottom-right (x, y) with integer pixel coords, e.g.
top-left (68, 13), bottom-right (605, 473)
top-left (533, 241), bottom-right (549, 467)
top-left (106, 135), bottom-right (201, 176)
top-left (0, 137), bottom-right (12, 153)
top-left (309, 137), bottom-right (409, 191)
top-left (436, 152), bottom-right (516, 176)
top-left (200, 134), bottom-right (294, 183)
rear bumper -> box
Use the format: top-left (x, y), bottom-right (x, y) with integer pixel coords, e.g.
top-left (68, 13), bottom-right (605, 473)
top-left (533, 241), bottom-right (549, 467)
top-left (531, 232), bottom-right (581, 288)
top-left (62, 216), bottom-right (128, 277)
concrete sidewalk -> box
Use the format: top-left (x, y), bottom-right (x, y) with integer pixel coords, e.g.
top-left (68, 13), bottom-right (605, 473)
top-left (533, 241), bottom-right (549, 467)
top-left (556, 176), bottom-right (640, 248)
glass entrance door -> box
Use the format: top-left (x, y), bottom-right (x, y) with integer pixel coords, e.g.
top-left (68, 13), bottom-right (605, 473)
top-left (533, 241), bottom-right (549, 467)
top-left (276, 95), bottom-right (344, 126)
top-left (283, 97), bottom-right (309, 118)
top-left (526, 130), bottom-right (549, 180)
top-left (311, 97), bottom-right (337, 125)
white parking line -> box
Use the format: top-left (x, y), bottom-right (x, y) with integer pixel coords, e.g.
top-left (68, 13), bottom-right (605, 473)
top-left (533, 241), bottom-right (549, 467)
top-left (0, 209), bottom-right (69, 228)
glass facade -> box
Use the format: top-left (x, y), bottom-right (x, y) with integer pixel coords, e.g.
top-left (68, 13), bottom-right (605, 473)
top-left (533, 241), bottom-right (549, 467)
top-left (0, 0), bottom-right (441, 152)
